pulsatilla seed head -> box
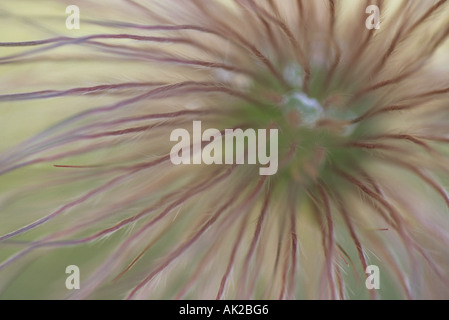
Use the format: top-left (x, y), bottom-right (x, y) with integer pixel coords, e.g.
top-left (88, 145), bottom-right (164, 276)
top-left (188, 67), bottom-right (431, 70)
top-left (1, 0), bottom-right (449, 300)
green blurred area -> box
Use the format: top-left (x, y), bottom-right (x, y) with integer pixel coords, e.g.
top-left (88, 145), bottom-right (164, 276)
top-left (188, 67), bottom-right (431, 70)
top-left (1, 0), bottom-right (446, 300)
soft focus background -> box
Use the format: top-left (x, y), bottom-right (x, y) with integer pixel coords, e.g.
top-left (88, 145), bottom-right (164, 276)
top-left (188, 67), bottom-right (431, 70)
top-left (1, 0), bottom-right (449, 300)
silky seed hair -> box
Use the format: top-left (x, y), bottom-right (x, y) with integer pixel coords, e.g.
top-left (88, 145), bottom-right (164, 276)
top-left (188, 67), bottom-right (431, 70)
top-left (1, 0), bottom-right (449, 299)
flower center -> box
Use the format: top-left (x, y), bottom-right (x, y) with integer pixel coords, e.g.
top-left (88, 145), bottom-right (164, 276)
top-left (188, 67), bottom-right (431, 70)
top-left (283, 92), bottom-right (324, 127)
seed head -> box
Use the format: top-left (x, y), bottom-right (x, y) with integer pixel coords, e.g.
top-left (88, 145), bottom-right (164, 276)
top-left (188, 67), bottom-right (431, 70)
top-left (1, 0), bottom-right (449, 299)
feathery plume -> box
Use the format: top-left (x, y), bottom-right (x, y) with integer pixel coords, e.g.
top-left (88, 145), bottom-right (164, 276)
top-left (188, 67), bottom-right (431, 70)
top-left (1, 0), bottom-right (449, 299)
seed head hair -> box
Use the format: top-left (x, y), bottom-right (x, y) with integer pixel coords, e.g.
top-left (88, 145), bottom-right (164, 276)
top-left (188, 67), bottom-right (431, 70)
top-left (1, 0), bottom-right (449, 299)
